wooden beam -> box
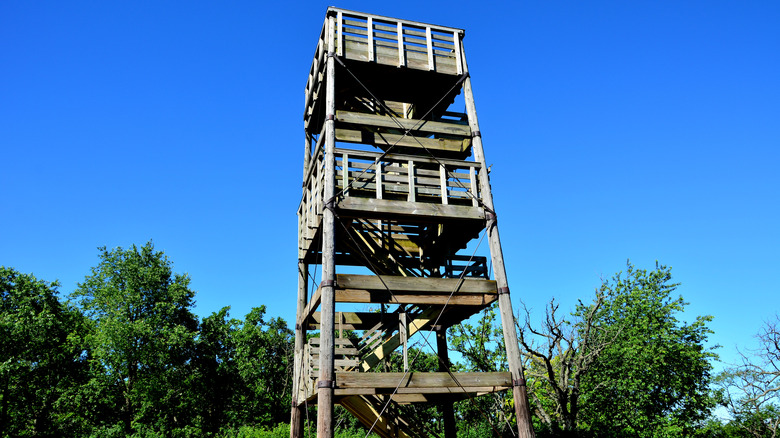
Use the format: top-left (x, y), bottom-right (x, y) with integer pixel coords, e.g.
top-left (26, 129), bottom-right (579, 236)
top-left (337, 274), bottom-right (496, 293)
top-left (297, 285), bottom-right (322, 327)
top-left (337, 197), bottom-right (485, 221)
top-left (337, 129), bottom-right (471, 154)
top-left (336, 110), bottom-right (471, 137)
top-left (335, 371), bottom-right (512, 389)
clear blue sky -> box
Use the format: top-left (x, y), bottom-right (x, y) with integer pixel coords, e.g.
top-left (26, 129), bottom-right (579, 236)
top-left (2, 1), bottom-right (778, 371)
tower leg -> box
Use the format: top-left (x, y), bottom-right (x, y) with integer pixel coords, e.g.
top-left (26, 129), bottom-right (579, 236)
top-left (317, 14), bottom-right (337, 438)
top-left (290, 260), bottom-right (308, 438)
top-left (436, 326), bottom-right (457, 438)
top-left (460, 41), bottom-right (536, 438)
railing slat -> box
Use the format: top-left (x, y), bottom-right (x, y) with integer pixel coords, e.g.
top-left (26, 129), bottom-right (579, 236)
top-left (440, 165), bottom-right (448, 205)
top-left (426, 27), bottom-right (434, 70)
top-left (397, 22), bottom-right (404, 67)
top-left (337, 10), bottom-right (343, 56)
top-left (470, 167), bottom-right (478, 206)
top-left (407, 160), bottom-right (416, 202)
top-left (367, 17), bottom-right (374, 61)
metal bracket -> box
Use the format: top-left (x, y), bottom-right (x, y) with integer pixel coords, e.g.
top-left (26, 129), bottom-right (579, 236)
top-left (513, 379), bottom-right (526, 387)
top-left (472, 130), bottom-right (481, 138)
top-left (497, 287), bottom-right (510, 296)
top-left (321, 280), bottom-right (337, 288)
top-left (295, 323), bottom-right (302, 331)
top-left (327, 51), bottom-right (335, 58)
top-left (326, 113), bottom-right (335, 121)
top-left (486, 212), bottom-right (497, 222)
top-left (317, 379), bottom-right (336, 389)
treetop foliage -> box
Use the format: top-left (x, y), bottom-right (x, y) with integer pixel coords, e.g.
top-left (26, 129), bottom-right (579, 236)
top-left (1, 250), bottom-right (771, 437)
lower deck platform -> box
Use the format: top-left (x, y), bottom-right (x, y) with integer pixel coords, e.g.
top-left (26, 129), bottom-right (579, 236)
top-left (299, 371), bottom-right (512, 406)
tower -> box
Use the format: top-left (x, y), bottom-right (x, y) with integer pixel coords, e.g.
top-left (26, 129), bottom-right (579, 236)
top-left (291, 8), bottom-right (535, 438)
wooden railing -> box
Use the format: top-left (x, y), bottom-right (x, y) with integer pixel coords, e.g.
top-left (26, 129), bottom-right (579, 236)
top-left (336, 148), bottom-right (480, 206)
top-left (332, 7), bottom-right (463, 76)
top-left (298, 133), bottom-right (325, 259)
top-left (299, 144), bottom-right (482, 258)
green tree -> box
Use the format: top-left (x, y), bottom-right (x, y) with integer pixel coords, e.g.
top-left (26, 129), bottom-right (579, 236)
top-left (0, 267), bottom-right (88, 437)
top-left (194, 306), bottom-right (241, 433)
top-left (518, 262), bottom-right (717, 437)
top-left (71, 242), bottom-right (199, 436)
top-left (231, 306), bottom-right (294, 427)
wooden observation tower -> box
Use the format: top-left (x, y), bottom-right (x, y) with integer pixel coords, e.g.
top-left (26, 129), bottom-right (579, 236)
top-left (291, 8), bottom-right (535, 438)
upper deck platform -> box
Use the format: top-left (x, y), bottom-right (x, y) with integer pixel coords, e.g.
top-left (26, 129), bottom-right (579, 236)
top-left (304, 8), bottom-right (467, 133)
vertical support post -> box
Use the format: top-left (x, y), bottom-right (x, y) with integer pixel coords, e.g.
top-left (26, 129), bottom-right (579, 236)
top-left (290, 259), bottom-right (308, 438)
top-left (469, 166), bottom-right (478, 207)
top-left (439, 165), bottom-right (448, 205)
top-left (399, 312), bottom-right (408, 371)
top-left (303, 132), bottom-right (312, 181)
top-left (375, 159), bottom-right (383, 199)
top-left (342, 152), bottom-right (349, 197)
top-left (453, 31), bottom-right (463, 75)
top-left (425, 26), bottom-right (434, 70)
top-left (336, 11), bottom-right (343, 57)
top-left (317, 14), bottom-right (337, 438)
top-left (407, 160), bottom-right (415, 202)
top-left (436, 326), bottom-right (457, 438)
top-left (459, 39), bottom-right (536, 438)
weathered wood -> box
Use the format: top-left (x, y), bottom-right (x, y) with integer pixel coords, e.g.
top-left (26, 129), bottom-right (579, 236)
top-left (308, 311), bottom-right (396, 330)
top-left (335, 147), bottom-right (481, 169)
top-left (297, 285), bottom-right (322, 327)
top-left (359, 307), bottom-right (441, 371)
top-left (336, 289), bottom-right (496, 306)
top-left (336, 371), bottom-right (512, 389)
top-left (317, 15), bottom-right (337, 438)
top-left (335, 129), bottom-right (470, 154)
top-left (337, 197), bottom-right (485, 221)
top-left (290, 259), bottom-right (308, 438)
top-left (308, 337), bottom-right (359, 346)
top-left (331, 7), bottom-right (464, 36)
top-left (337, 110), bottom-right (471, 137)
top-left (337, 274), bottom-right (496, 293)
top-left (437, 327), bottom-right (456, 438)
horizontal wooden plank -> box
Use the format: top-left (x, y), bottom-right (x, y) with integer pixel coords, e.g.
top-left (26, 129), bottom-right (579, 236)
top-left (310, 358), bottom-right (360, 368)
top-left (308, 337), bottom-right (358, 346)
top-left (335, 371), bottom-right (512, 389)
top-left (332, 7), bottom-right (464, 34)
top-left (336, 289), bottom-right (496, 306)
top-left (337, 274), bottom-right (496, 293)
top-left (335, 147), bottom-right (481, 169)
top-left (337, 110), bottom-right (470, 137)
top-left (337, 196), bottom-right (485, 220)
top-left (335, 128), bottom-right (470, 153)
top-left (343, 40), bottom-right (458, 74)
top-left (335, 386), bottom-right (510, 397)
top-left (310, 347), bottom-right (359, 355)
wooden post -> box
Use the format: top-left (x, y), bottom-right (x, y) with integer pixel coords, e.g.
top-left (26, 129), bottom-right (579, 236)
top-left (436, 326), bottom-right (457, 438)
top-left (459, 38), bottom-right (536, 438)
top-left (317, 14), bottom-right (337, 438)
top-left (399, 312), bottom-right (408, 371)
top-left (290, 259), bottom-right (308, 438)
